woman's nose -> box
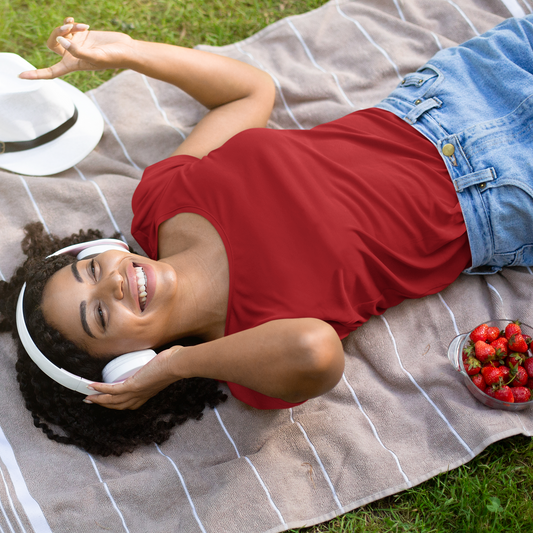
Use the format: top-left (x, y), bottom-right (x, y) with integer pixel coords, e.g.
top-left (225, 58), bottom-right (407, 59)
top-left (101, 270), bottom-right (124, 300)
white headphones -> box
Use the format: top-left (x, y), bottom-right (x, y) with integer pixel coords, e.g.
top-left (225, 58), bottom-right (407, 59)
top-left (15, 239), bottom-right (156, 396)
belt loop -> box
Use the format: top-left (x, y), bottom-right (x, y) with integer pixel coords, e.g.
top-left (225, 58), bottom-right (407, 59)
top-left (404, 97), bottom-right (442, 125)
top-left (453, 168), bottom-right (496, 192)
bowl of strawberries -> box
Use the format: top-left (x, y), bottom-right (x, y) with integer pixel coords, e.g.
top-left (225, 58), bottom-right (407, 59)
top-left (447, 319), bottom-right (533, 410)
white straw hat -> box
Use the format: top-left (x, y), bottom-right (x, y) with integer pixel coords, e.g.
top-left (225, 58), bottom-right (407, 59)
top-left (0, 53), bottom-right (104, 176)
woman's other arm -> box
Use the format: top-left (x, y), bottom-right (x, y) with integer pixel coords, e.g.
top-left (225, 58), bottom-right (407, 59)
top-left (87, 318), bottom-right (345, 410)
top-left (20, 18), bottom-right (276, 158)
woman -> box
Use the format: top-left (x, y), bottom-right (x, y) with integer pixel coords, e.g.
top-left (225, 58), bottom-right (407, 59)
top-left (2, 15), bottom-right (533, 455)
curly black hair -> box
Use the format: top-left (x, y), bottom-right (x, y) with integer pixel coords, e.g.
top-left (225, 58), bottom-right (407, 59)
top-left (0, 222), bottom-right (226, 457)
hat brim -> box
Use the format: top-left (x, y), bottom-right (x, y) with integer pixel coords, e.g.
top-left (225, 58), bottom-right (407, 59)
top-left (0, 78), bottom-right (104, 177)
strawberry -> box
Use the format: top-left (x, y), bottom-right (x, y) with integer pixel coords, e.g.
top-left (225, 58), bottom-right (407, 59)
top-left (527, 378), bottom-right (533, 389)
top-left (506, 353), bottom-right (525, 367)
top-left (485, 386), bottom-right (497, 398)
top-left (508, 333), bottom-right (528, 353)
top-left (494, 386), bottom-right (514, 403)
top-left (511, 387), bottom-right (531, 403)
top-left (486, 326), bottom-right (500, 343)
top-left (499, 366), bottom-right (510, 382)
top-left (490, 336), bottom-right (508, 357)
top-left (523, 357), bottom-right (533, 377)
top-left (505, 321), bottom-right (522, 340)
top-left (464, 356), bottom-right (481, 376)
top-left (470, 324), bottom-right (489, 343)
top-left (481, 366), bottom-right (502, 386)
top-left (475, 341), bottom-right (495, 363)
top-left (471, 374), bottom-right (486, 391)
top-left (523, 334), bottom-right (532, 346)
top-left (510, 366), bottom-right (528, 387)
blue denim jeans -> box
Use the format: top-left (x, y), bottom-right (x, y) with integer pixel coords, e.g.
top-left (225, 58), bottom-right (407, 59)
top-left (375, 15), bottom-right (533, 274)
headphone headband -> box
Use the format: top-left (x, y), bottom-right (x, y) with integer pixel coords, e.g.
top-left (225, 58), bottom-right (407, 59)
top-left (47, 238), bottom-right (129, 259)
top-left (15, 238), bottom-right (156, 395)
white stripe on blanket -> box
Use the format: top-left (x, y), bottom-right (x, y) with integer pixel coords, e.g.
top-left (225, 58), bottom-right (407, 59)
top-left (500, 0), bottom-right (527, 16)
top-left (87, 454), bottom-right (130, 533)
top-left (0, 427), bottom-right (51, 532)
top-left (380, 316), bottom-right (474, 457)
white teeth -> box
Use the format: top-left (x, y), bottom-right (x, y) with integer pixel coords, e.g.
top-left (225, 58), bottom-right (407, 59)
top-left (134, 266), bottom-right (148, 310)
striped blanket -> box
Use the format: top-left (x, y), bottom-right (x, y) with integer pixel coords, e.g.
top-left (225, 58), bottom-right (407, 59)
top-left (1, 1), bottom-right (532, 531)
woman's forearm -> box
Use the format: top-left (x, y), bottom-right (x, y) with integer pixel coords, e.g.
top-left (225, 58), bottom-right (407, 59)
top-left (168, 318), bottom-right (345, 403)
top-left (126, 40), bottom-right (274, 111)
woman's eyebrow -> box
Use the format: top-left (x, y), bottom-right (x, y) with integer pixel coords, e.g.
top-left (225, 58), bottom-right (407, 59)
top-left (80, 301), bottom-right (95, 338)
top-left (70, 262), bottom-right (83, 283)
top-left (70, 263), bottom-right (95, 337)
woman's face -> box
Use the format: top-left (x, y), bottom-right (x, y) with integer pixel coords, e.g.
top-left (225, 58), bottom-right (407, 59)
top-left (41, 250), bottom-right (180, 357)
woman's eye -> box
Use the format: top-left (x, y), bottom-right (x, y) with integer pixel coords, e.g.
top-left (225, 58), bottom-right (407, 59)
top-left (90, 259), bottom-right (97, 279)
top-left (98, 305), bottom-right (105, 329)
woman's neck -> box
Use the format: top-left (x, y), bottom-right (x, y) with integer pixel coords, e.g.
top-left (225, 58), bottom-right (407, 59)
top-left (160, 249), bottom-right (228, 341)
top-left (157, 212), bottom-right (230, 342)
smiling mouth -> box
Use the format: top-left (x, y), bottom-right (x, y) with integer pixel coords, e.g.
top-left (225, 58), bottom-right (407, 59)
top-left (134, 266), bottom-right (148, 311)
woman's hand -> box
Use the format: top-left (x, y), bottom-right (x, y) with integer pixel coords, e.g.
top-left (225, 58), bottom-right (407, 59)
top-left (19, 16), bottom-right (134, 80)
top-left (85, 345), bottom-right (184, 410)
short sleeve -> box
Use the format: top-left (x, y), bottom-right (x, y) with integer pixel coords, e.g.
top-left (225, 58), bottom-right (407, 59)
top-left (131, 154), bottom-right (198, 259)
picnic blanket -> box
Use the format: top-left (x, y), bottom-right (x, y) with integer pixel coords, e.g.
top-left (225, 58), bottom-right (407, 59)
top-left (1, 1), bottom-right (532, 531)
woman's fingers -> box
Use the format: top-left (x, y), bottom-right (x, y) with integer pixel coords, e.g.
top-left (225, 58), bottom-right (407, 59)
top-left (85, 392), bottom-right (133, 410)
top-left (18, 19), bottom-right (91, 80)
top-left (84, 382), bottom-right (146, 410)
top-left (68, 23), bottom-right (90, 33)
top-left (89, 382), bottom-right (128, 395)
top-left (19, 24), bottom-right (92, 80)
top-left (85, 391), bottom-right (147, 411)
top-left (18, 62), bottom-right (66, 80)
top-left (47, 21), bottom-right (90, 55)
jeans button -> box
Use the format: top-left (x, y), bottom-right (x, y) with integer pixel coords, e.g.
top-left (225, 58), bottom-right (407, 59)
top-left (414, 99), bottom-right (422, 105)
top-left (442, 143), bottom-right (455, 156)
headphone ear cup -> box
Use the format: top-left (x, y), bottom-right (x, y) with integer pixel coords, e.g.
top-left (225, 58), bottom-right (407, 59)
top-left (102, 349), bottom-right (157, 383)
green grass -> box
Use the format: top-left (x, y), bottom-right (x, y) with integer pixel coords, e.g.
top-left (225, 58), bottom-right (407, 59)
top-left (2, 1), bottom-right (533, 531)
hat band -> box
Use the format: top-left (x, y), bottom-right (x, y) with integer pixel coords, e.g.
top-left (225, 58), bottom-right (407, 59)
top-left (0, 106), bottom-right (79, 155)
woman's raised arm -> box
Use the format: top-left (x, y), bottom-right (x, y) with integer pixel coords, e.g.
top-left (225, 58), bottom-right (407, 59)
top-left (20, 17), bottom-right (276, 158)
top-left (86, 318), bottom-right (345, 411)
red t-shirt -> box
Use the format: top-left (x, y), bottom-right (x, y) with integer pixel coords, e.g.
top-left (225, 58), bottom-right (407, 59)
top-left (132, 108), bottom-right (471, 409)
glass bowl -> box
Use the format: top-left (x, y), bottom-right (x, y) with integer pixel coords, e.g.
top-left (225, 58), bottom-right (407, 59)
top-left (447, 319), bottom-right (533, 411)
